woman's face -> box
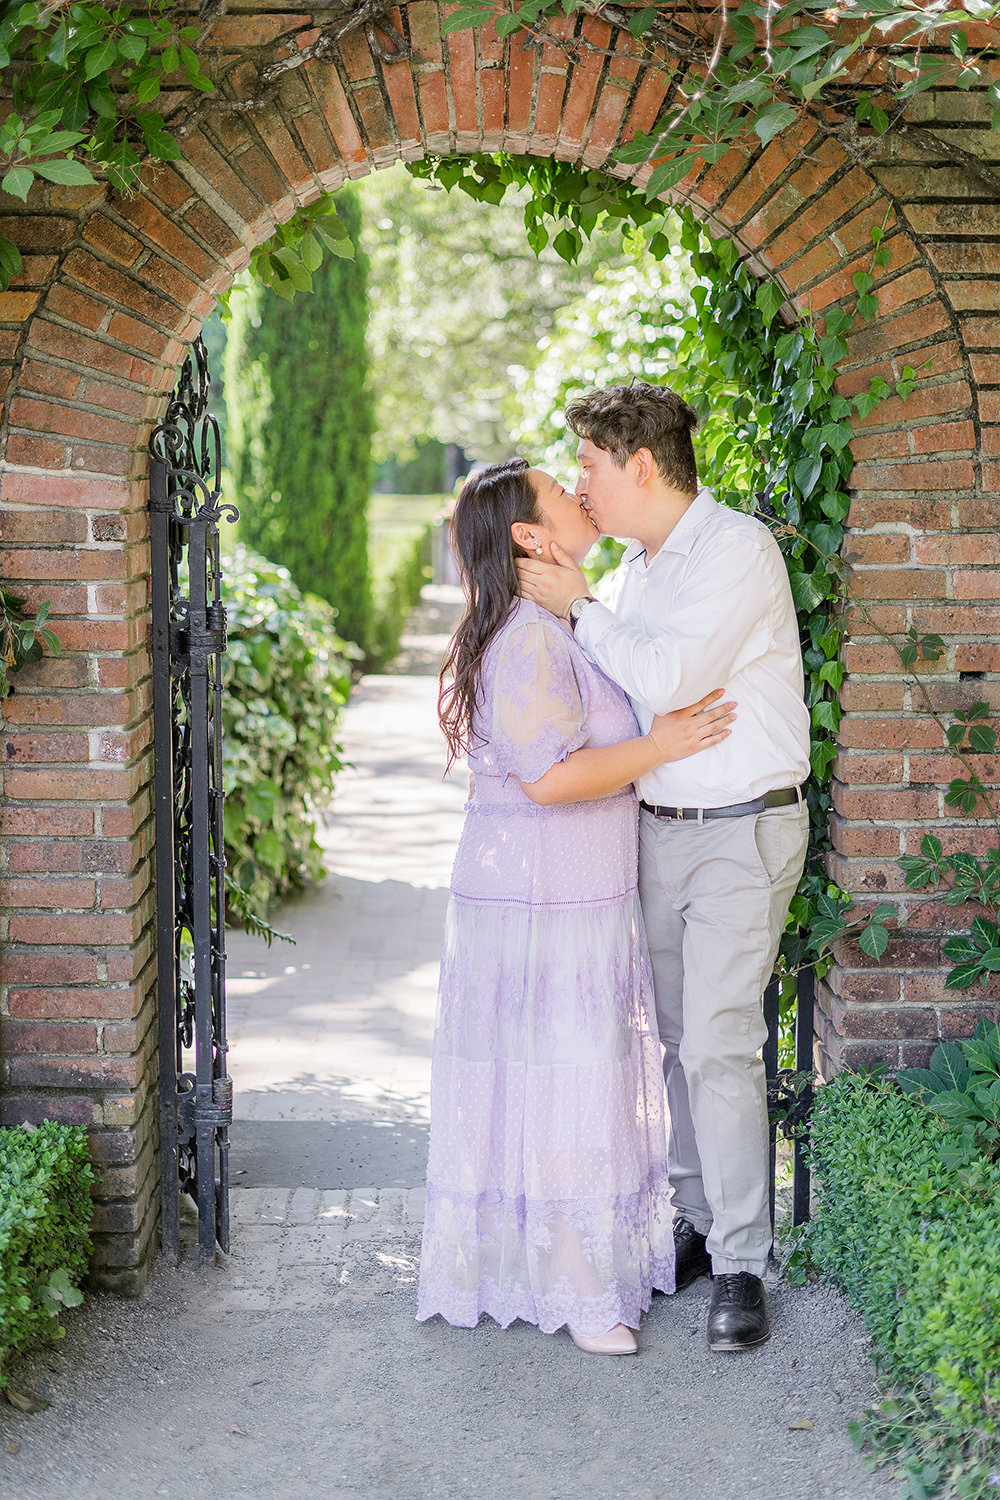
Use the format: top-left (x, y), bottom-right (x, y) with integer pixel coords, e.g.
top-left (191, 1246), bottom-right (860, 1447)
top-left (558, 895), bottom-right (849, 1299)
top-left (522, 469), bottom-right (600, 564)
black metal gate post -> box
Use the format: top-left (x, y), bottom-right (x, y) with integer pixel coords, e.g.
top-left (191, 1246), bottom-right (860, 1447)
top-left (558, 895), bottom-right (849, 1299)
top-left (765, 967), bottom-right (815, 1242)
top-left (149, 337), bottom-right (238, 1265)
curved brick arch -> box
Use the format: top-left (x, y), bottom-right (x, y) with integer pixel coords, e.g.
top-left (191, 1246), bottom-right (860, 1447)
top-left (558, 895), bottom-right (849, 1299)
top-left (0, 9), bottom-right (997, 1286)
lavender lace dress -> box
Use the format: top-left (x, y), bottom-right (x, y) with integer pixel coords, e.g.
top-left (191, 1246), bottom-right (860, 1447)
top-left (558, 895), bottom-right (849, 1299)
top-left (417, 598), bottom-right (674, 1336)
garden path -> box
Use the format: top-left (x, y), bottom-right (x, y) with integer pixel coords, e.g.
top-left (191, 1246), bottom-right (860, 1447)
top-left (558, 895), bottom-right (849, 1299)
top-left (0, 585), bottom-right (890, 1500)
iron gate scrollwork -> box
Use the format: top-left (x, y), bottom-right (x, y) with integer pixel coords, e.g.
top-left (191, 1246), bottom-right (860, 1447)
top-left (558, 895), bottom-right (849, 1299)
top-left (149, 336), bottom-right (238, 1265)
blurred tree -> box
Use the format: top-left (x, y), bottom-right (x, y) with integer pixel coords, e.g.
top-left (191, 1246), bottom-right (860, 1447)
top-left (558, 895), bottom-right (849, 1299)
top-left (224, 186), bottom-right (374, 653)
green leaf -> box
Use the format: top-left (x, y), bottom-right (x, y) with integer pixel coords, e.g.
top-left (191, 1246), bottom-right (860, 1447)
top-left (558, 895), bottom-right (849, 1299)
top-left (755, 280), bottom-right (785, 323)
top-left (1, 166), bottom-right (34, 201)
top-left (84, 38), bottom-right (117, 80)
top-left (644, 155), bottom-right (697, 198)
top-left (929, 1042), bottom-right (972, 1092)
top-left (628, 7), bottom-right (659, 36)
top-left (897, 1067), bottom-right (946, 1098)
top-left (440, 8), bottom-right (496, 33)
top-left (752, 101), bottom-right (799, 146)
top-left (921, 834), bottom-right (943, 862)
top-left (859, 920), bottom-right (889, 961)
top-left (968, 723), bottom-right (997, 754)
top-left (32, 158), bottom-right (97, 186)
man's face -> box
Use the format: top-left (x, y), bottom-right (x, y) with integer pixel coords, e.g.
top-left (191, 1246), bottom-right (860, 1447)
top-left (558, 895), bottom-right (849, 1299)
top-left (574, 437), bottom-right (635, 538)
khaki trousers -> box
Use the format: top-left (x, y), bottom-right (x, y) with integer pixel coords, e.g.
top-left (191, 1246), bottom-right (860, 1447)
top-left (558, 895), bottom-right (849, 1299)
top-left (638, 803), bottom-right (809, 1277)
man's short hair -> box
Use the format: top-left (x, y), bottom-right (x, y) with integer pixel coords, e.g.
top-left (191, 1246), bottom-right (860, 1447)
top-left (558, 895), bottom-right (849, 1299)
top-left (566, 382), bottom-right (699, 495)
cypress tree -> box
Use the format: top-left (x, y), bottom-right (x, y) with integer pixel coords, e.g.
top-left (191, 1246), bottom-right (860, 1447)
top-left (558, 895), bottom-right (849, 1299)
top-left (225, 187), bottom-right (373, 652)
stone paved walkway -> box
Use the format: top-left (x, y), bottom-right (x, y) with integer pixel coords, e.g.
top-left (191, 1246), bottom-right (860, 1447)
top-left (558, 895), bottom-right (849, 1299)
top-left (0, 585), bottom-right (892, 1500)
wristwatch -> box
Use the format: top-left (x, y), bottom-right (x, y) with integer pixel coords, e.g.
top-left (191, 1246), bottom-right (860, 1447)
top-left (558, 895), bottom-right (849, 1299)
top-left (567, 595), bottom-right (596, 631)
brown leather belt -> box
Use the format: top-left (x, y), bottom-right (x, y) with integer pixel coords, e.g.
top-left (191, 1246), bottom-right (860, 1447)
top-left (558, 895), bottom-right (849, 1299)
top-left (639, 786), bottom-right (804, 821)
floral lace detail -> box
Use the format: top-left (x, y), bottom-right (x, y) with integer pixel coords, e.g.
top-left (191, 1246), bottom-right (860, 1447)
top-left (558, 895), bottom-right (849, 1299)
top-left (417, 1173), bottom-right (675, 1336)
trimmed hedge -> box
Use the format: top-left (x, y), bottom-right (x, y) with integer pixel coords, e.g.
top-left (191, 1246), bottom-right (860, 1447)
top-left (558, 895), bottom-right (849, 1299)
top-left (0, 1122), bottom-right (95, 1385)
top-left (805, 1071), bottom-right (1000, 1492)
top-left (222, 544), bottom-right (356, 916)
top-left (366, 496), bottom-right (439, 668)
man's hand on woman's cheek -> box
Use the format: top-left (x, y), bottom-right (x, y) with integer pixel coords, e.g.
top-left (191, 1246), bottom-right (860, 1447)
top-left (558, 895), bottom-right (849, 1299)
top-left (516, 542), bottom-right (589, 618)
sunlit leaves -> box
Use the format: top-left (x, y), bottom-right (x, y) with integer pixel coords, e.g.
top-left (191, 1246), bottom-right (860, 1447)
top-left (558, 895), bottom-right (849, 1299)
top-left (0, 0), bottom-right (215, 244)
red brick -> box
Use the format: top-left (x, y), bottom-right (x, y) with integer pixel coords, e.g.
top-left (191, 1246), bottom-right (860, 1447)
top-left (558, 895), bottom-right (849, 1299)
top-left (480, 67), bottom-right (505, 146)
top-left (559, 33), bottom-right (608, 145)
top-left (840, 1006), bottom-right (938, 1040)
top-left (9, 395), bottom-right (135, 448)
top-left (849, 567), bottom-right (947, 599)
top-left (7, 1054), bottom-right (139, 1088)
top-left (8, 912), bottom-right (143, 946)
top-left (379, 50), bottom-right (422, 149)
top-left (837, 716), bottom-right (942, 749)
top-left (2, 729), bottom-right (89, 763)
top-left (939, 1003), bottom-right (1000, 1038)
top-left (954, 570), bottom-right (1000, 600)
top-left (916, 532), bottom-right (995, 566)
top-left (29, 320), bottom-right (156, 386)
top-left (833, 784), bottom-right (940, 820)
top-left (17, 361), bottom-right (81, 400)
top-left (82, 215), bottom-right (144, 267)
top-left (846, 302), bottom-right (954, 363)
top-left (408, 1), bottom-right (445, 63)
top-left (0, 875), bottom-right (97, 909)
top-left (0, 216), bottom-right (74, 252)
top-left (4, 433), bottom-right (68, 469)
top-left (302, 61), bottom-right (365, 168)
top-left (534, 70), bottom-right (568, 144)
top-left (0, 1021), bottom-right (97, 1053)
top-left (44, 282), bottom-right (108, 332)
top-left (722, 121), bottom-right (818, 225)
top-left (834, 751), bottom-right (904, 784)
top-left (417, 70), bottom-right (450, 148)
top-left (447, 27), bottom-right (479, 140)
top-left (850, 458), bottom-right (975, 493)
top-left (1, 1096), bottom-right (94, 1128)
top-left (0, 508), bottom-right (88, 545)
top-left (0, 951), bottom-right (100, 984)
top-left (961, 315), bottom-right (1000, 349)
top-left (6, 838), bottom-right (143, 874)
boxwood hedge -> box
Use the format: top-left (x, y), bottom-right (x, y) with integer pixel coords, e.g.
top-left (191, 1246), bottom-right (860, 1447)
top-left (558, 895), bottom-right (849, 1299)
top-left (805, 1071), bottom-right (1000, 1493)
top-left (0, 1121), bottom-right (95, 1385)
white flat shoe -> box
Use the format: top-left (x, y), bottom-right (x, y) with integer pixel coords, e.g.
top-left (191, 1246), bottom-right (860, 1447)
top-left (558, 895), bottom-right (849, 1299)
top-left (569, 1323), bottom-right (638, 1355)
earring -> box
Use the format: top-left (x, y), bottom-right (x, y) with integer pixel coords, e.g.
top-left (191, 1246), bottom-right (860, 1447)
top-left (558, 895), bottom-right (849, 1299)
top-left (534, 543), bottom-right (543, 555)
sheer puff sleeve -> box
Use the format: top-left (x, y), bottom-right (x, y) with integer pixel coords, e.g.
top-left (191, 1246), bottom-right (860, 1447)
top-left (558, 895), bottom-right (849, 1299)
top-left (490, 618), bottom-right (590, 785)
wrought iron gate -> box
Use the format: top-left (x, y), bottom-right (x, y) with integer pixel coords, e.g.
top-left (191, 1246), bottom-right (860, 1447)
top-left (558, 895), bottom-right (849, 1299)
top-left (149, 337), bottom-right (238, 1265)
top-left (765, 967), bottom-right (814, 1231)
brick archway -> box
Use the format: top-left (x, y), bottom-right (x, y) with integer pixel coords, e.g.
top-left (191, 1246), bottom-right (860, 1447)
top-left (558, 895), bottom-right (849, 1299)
top-left (1, 10), bottom-right (996, 1286)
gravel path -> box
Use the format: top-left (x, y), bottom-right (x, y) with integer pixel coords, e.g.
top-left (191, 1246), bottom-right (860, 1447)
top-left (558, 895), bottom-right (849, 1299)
top-left (0, 586), bottom-right (893, 1500)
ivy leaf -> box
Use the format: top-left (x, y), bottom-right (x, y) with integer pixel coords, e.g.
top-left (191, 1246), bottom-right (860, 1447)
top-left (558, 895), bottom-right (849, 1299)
top-left (753, 101), bottom-right (799, 146)
top-left (755, 280), bottom-right (785, 323)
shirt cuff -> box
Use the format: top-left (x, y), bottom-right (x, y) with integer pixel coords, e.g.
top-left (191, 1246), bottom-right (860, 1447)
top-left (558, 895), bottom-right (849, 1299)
top-left (573, 598), bottom-right (618, 657)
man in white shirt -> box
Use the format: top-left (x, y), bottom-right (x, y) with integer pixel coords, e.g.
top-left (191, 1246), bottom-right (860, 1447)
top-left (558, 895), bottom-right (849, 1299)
top-left (517, 382), bottom-right (811, 1351)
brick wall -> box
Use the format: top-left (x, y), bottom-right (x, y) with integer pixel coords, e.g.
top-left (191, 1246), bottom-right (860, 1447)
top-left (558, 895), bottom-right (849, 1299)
top-left (0, 4), bottom-right (997, 1283)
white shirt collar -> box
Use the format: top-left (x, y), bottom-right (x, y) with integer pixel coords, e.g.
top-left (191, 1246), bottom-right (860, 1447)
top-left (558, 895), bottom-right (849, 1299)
top-left (622, 487), bottom-right (717, 567)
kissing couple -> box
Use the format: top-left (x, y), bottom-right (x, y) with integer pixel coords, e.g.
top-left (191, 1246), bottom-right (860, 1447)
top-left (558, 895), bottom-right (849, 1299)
top-left (417, 381), bottom-right (811, 1355)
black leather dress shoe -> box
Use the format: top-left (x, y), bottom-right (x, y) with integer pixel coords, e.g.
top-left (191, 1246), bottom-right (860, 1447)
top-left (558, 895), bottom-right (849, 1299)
top-left (673, 1216), bottom-right (712, 1290)
top-left (707, 1272), bottom-right (771, 1351)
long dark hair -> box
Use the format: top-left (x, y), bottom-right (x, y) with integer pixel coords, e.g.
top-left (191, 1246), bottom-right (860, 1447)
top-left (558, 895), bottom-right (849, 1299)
top-left (439, 458), bottom-right (540, 770)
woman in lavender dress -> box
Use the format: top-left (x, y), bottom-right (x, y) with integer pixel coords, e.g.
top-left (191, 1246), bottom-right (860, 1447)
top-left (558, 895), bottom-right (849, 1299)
top-left (416, 459), bottom-right (734, 1355)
